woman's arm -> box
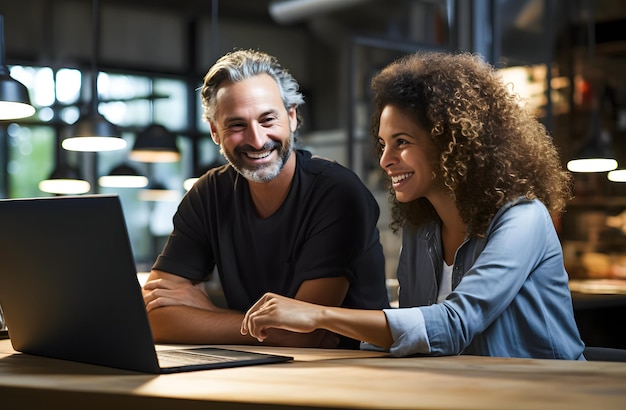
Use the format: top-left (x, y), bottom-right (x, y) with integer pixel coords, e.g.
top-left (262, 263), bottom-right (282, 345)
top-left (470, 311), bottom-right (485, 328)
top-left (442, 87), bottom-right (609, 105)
top-left (241, 292), bottom-right (393, 348)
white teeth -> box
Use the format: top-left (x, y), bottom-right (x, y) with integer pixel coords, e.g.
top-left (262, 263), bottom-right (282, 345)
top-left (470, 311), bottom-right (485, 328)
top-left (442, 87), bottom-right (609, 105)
top-left (246, 150), bottom-right (271, 159)
top-left (391, 173), bottom-right (413, 184)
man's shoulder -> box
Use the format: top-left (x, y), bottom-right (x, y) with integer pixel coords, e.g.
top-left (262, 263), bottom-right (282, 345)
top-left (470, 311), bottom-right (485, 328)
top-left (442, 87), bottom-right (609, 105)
top-left (296, 149), bottom-right (357, 180)
top-left (189, 164), bottom-right (239, 200)
top-left (295, 150), bottom-right (377, 211)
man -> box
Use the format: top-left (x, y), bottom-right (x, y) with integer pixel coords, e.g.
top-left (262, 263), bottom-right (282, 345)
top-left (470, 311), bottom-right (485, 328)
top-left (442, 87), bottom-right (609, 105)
top-left (142, 49), bottom-right (389, 349)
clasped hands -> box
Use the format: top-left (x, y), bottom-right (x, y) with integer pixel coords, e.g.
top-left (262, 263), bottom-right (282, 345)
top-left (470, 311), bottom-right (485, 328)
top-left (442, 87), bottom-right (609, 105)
top-left (142, 277), bottom-right (220, 313)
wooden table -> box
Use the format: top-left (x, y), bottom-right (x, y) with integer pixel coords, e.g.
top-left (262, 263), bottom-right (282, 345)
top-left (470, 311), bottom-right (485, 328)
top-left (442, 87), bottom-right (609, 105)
top-left (1, 339), bottom-right (625, 409)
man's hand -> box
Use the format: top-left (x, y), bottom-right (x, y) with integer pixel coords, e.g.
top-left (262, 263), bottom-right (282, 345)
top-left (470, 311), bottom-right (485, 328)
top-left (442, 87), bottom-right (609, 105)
top-left (142, 272), bottom-right (218, 313)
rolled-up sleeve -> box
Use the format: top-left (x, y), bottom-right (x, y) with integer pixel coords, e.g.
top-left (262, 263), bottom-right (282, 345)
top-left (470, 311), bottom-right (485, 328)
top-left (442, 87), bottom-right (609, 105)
top-left (385, 307), bottom-right (431, 356)
top-left (360, 307), bottom-right (431, 356)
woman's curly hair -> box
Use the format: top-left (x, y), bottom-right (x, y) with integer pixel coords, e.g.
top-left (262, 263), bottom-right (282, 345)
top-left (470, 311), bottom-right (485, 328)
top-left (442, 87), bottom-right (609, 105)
top-left (370, 51), bottom-right (573, 237)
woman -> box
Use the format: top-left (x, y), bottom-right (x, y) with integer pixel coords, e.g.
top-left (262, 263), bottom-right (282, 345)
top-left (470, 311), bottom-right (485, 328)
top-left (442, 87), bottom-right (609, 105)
top-left (241, 51), bottom-right (585, 360)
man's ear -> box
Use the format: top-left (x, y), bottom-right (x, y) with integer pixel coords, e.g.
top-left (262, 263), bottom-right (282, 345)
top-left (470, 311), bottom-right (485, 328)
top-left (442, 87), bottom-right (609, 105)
top-left (209, 122), bottom-right (220, 145)
top-left (288, 106), bottom-right (298, 133)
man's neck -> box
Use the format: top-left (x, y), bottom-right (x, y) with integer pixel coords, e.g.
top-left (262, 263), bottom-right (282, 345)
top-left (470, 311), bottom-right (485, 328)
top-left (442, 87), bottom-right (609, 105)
top-left (248, 151), bottom-right (297, 219)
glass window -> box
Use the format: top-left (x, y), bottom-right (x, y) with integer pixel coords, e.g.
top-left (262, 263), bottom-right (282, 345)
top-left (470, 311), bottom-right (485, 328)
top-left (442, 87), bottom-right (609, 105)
top-left (195, 84), bottom-right (211, 134)
top-left (10, 66), bottom-right (53, 107)
top-left (7, 124), bottom-right (55, 198)
top-left (56, 68), bottom-right (82, 105)
top-left (4, 65), bottom-right (193, 266)
top-left (153, 78), bottom-right (188, 132)
top-left (98, 73), bottom-right (152, 128)
top-left (97, 73), bottom-right (189, 132)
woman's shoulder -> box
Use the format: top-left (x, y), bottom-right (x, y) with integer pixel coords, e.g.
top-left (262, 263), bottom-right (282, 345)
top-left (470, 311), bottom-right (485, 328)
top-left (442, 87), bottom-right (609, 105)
top-left (488, 198), bottom-right (553, 235)
top-left (497, 197), bottom-right (549, 219)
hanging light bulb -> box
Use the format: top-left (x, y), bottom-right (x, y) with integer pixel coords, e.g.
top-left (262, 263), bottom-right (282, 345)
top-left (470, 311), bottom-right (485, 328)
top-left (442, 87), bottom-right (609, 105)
top-left (62, 109), bottom-right (126, 152)
top-left (129, 124), bottom-right (180, 162)
top-left (39, 163), bottom-right (91, 195)
top-left (99, 163), bottom-right (149, 188)
top-left (608, 169), bottom-right (626, 182)
top-left (566, 0), bottom-right (617, 174)
top-left (0, 15), bottom-right (35, 120)
top-left (61, 0), bottom-right (126, 152)
top-left (139, 181), bottom-right (180, 202)
top-left (566, 109), bottom-right (617, 173)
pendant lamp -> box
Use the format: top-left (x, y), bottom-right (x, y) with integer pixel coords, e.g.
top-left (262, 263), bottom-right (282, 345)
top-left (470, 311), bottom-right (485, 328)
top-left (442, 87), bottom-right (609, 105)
top-left (183, 160), bottom-right (223, 191)
top-left (39, 163), bottom-right (91, 195)
top-left (62, 0), bottom-right (126, 152)
top-left (566, 108), bottom-right (617, 173)
top-left (139, 181), bottom-right (180, 202)
top-left (129, 124), bottom-right (180, 163)
top-left (40, 134), bottom-right (91, 195)
top-left (566, 0), bottom-right (617, 173)
top-left (98, 163), bottom-right (149, 188)
top-left (0, 15), bottom-right (35, 120)
top-left (608, 169), bottom-right (626, 182)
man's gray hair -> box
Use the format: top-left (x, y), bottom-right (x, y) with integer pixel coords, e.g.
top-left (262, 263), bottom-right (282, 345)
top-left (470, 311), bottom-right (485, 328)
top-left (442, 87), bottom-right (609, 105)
top-left (201, 49), bottom-right (305, 129)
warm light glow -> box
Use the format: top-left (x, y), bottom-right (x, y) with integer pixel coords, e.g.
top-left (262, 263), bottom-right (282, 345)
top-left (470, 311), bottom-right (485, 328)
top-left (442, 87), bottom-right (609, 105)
top-left (129, 150), bottom-right (181, 163)
top-left (138, 188), bottom-right (181, 202)
top-left (99, 175), bottom-right (149, 188)
top-left (183, 177), bottom-right (199, 191)
top-left (567, 158), bottom-right (618, 173)
top-left (0, 101), bottom-right (36, 120)
top-left (38, 179), bottom-right (91, 195)
top-left (62, 136), bottom-right (127, 152)
top-left (608, 169), bottom-right (626, 182)
top-left (497, 65), bottom-right (571, 118)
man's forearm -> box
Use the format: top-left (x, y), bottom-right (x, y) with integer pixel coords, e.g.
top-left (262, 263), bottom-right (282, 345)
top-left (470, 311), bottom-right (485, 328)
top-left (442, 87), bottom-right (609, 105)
top-left (148, 305), bottom-right (254, 344)
top-left (148, 305), bottom-right (337, 347)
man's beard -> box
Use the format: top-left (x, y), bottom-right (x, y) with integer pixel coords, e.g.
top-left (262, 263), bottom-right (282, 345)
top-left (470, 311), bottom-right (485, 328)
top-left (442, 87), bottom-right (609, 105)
top-left (221, 134), bottom-right (294, 183)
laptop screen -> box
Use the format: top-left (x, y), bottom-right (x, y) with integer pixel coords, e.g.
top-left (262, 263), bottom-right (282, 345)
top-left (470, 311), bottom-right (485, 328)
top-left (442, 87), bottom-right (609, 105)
top-left (0, 195), bottom-right (163, 372)
top-left (0, 195), bottom-right (293, 373)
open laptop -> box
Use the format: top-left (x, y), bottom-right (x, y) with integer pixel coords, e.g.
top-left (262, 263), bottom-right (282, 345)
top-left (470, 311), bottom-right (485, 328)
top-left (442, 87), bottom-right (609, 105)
top-left (0, 195), bottom-right (292, 373)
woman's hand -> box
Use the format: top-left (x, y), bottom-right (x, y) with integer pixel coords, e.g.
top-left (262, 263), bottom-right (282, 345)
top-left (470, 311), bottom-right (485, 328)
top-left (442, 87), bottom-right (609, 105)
top-left (241, 292), bottom-right (323, 342)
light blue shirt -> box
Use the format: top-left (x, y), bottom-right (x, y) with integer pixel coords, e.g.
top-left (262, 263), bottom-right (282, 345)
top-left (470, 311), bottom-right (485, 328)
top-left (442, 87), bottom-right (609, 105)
top-left (365, 199), bottom-right (585, 360)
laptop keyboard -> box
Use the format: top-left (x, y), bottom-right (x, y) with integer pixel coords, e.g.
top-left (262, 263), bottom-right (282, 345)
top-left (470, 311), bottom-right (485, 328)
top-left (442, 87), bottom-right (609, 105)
top-left (157, 348), bottom-right (243, 367)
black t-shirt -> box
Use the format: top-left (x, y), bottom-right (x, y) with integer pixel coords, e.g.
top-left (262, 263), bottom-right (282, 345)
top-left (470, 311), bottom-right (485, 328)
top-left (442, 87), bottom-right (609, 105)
top-left (154, 150), bottom-right (390, 315)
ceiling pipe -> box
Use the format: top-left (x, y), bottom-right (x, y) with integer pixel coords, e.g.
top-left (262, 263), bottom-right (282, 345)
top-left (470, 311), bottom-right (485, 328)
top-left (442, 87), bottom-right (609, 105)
top-left (269, 0), bottom-right (369, 24)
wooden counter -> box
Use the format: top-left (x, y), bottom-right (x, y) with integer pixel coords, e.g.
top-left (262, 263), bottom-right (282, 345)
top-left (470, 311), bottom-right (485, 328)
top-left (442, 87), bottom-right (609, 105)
top-left (1, 339), bottom-right (625, 409)
top-left (569, 279), bottom-right (626, 349)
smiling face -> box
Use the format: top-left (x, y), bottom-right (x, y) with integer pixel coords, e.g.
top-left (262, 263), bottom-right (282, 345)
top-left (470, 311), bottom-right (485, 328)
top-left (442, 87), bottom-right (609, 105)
top-left (378, 105), bottom-right (440, 203)
top-left (209, 74), bottom-right (298, 183)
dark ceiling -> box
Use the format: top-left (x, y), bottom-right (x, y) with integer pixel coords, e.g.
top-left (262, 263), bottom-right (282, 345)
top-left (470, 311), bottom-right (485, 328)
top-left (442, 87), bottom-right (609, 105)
top-left (105, 0), bottom-right (276, 23)
top-left (102, 0), bottom-right (418, 36)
